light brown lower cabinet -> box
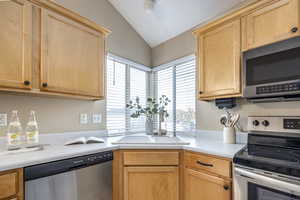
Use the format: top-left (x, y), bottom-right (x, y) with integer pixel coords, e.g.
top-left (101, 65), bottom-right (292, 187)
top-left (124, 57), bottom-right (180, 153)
top-left (184, 168), bottom-right (231, 200)
top-left (0, 169), bottom-right (23, 200)
top-left (113, 150), bottom-right (233, 200)
top-left (124, 167), bottom-right (179, 200)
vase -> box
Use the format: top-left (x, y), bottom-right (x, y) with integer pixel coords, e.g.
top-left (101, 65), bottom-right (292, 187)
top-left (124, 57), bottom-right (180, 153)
top-left (145, 116), bottom-right (154, 135)
top-left (158, 113), bottom-right (167, 136)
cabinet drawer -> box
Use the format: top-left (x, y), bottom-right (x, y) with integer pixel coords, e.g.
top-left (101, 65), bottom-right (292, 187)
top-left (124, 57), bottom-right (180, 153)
top-left (184, 151), bottom-right (231, 178)
top-left (0, 170), bottom-right (19, 199)
top-left (123, 151), bottom-right (179, 166)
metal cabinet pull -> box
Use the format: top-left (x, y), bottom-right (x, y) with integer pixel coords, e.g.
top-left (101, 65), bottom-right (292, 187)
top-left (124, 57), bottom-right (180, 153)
top-left (223, 185), bottom-right (229, 190)
top-left (24, 80), bottom-right (30, 86)
top-left (42, 83), bottom-right (48, 88)
top-left (196, 160), bottom-right (213, 167)
top-left (291, 27), bottom-right (298, 33)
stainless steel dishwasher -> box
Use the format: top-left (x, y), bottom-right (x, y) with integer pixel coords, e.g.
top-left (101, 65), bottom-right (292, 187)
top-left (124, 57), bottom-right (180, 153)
top-left (24, 151), bottom-right (113, 200)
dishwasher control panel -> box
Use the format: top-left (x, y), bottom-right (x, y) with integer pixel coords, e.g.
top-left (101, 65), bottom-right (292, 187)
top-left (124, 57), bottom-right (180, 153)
top-left (24, 151), bottom-right (113, 181)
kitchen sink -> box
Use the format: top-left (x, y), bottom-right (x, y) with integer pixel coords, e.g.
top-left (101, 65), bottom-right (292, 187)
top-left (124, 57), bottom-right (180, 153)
top-left (112, 135), bottom-right (190, 145)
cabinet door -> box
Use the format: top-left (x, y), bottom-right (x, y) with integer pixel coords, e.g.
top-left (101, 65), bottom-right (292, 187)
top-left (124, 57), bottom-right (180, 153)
top-left (243, 0), bottom-right (300, 50)
top-left (184, 168), bottom-right (231, 200)
top-left (198, 19), bottom-right (241, 99)
top-left (124, 167), bottom-right (179, 200)
top-left (0, 0), bottom-right (32, 89)
top-left (41, 9), bottom-right (105, 98)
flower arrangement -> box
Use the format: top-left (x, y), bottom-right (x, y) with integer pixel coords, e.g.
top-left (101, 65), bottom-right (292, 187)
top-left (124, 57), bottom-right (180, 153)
top-left (126, 95), bottom-right (171, 119)
top-left (126, 95), bottom-right (171, 135)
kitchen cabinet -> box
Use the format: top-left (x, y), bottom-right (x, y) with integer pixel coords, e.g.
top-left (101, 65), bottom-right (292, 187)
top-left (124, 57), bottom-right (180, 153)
top-left (196, 19), bottom-right (241, 100)
top-left (0, 0), bottom-right (32, 90)
top-left (242, 0), bottom-right (300, 51)
top-left (184, 151), bottom-right (232, 200)
top-left (184, 168), bottom-right (231, 200)
top-left (0, 0), bottom-right (110, 100)
top-left (0, 169), bottom-right (23, 200)
top-left (40, 8), bottom-right (105, 97)
top-left (113, 150), bottom-right (182, 200)
top-left (124, 167), bottom-right (179, 200)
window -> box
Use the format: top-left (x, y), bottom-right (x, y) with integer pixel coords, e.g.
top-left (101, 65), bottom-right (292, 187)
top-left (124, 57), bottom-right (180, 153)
top-left (175, 60), bottom-right (196, 131)
top-left (157, 67), bottom-right (174, 131)
top-left (106, 59), bottom-right (126, 131)
top-left (129, 67), bottom-right (147, 131)
top-left (106, 54), bottom-right (150, 133)
top-left (154, 56), bottom-right (196, 132)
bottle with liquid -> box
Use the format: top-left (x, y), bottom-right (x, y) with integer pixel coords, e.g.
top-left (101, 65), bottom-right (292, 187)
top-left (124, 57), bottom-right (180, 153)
top-left (7, 110), bottom-right (23, 149)
top-left (25, 111), bottom-right (39, 145)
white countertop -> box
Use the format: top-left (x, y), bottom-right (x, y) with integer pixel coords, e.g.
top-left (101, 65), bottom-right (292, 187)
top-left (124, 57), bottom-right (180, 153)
top-left (0, 131), bottom-right (246, 171)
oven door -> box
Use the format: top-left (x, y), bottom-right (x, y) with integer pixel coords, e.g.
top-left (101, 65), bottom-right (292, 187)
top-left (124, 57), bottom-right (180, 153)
top-left (234, 166), bottom-right (300, 200)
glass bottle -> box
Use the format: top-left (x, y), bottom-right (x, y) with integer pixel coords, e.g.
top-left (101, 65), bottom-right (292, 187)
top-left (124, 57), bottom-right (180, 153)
top-left (25, 111), bottom-right (39, 145)
top-left (7, 110), bottom-right (23, 149)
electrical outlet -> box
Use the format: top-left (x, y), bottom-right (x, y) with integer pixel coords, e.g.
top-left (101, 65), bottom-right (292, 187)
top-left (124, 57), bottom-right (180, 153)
top-left (0, 113), bottom-right (7, 127)
top-left (80, 113), bottom-right (89, 124)
top-left (92, 113), bottom-right (102, 124)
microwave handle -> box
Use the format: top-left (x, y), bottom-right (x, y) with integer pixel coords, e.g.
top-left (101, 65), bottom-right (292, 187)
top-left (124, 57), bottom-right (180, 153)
top-left (235, 167), bottom-right (300, 193)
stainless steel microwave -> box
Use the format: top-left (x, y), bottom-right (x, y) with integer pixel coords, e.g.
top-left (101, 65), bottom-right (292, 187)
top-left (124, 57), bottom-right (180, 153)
top-left (243, 36), bottom-right (300, 102)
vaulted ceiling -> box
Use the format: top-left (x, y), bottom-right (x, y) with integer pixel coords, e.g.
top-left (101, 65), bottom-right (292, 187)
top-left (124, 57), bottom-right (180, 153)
top-left (108, 0), bottom-right (247, 47)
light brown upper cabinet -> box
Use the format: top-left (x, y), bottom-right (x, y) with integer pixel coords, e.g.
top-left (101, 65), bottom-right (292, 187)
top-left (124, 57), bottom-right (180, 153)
top-left (40, 8), bottom-right (105, 98)
top-left (0, 0), bottom-right (110, 100)
top-left (196, 19), bottom-right (241, 100)
top-left (242, 0), bottom-right (300, 51)
top-left (0, 0), bottom-right (32, 90)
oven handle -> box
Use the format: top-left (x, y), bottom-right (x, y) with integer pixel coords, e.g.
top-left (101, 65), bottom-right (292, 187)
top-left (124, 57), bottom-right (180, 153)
top-left (235, 167), bottom-right (300, 193)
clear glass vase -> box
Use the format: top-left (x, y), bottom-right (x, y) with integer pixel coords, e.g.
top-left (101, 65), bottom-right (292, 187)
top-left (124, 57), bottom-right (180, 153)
top-left (158, 112), bottom-right (167, 136)
top-left (145, 116), bottom-right (154, 135)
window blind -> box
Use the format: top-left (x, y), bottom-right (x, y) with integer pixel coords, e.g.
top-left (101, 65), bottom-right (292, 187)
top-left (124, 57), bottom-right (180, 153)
top-left (157, 67), bottom-right (174, 131)
top-left (175, 60), bottom-right (196, 131)
top-left (106, 58), bottom-right (126, 131)
top-left (129, 67), bottom-right (147, 131)
top-left (154, 56), bottom-right (196, 132)
top-left (106, 55), bottom-right (150, 133)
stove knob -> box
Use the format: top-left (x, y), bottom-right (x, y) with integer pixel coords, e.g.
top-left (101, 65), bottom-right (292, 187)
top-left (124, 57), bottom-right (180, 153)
top-left (262, 120), bottom-right (270, 127)
top-left (252, 120), bottom-right (260, 126)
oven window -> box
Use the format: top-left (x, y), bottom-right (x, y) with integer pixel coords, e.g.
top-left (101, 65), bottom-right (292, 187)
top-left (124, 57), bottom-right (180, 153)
top-left (246, 47), bottom-right (300, 86)
top-left (248, 183), bottom-right (300, 200)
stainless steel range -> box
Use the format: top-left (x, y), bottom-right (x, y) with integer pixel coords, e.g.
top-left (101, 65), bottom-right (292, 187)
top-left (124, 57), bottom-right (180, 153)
top-left (233, 116), bottom-right (300, 200)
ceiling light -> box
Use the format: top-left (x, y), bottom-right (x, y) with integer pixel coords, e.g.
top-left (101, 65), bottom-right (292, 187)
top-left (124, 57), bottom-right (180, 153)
top-left (144, 0), bottom-right (155, 13)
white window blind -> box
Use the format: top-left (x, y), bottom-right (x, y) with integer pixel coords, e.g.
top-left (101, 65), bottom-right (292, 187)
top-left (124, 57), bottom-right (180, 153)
top-left (157, 67), bottom-right (174, 131)
top-left (106, 59), bottom-right (126, 131)
top-left (154, 56), bottom-right (196, 132)
top-left (175, 60), bottom-right (196, 131)
top-left (106, 55), bottom-right (150, 133)
top-left (129, 67), bottom-right (147, 131)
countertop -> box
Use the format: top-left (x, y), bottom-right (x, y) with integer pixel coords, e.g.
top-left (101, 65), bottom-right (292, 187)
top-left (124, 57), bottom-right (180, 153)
top-left (0, 131), bottom-right (246, 171)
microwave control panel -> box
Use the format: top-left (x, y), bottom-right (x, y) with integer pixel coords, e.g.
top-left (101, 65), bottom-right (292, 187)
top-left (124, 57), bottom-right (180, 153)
top-left (256, 82), bottom-right (300, 95)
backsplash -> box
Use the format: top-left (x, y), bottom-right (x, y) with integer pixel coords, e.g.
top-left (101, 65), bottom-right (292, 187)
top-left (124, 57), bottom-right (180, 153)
top-left (196, 98), bottom-right (300, 131)
top-left (0, 94), bottom-right (106, 136)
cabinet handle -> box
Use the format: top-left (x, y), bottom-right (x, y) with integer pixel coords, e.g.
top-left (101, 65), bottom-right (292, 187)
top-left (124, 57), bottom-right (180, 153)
top-left (196, 160), bottom-right (214, 167)
top-left (42, 83), bottom-right (48, 88)
top-left (223, 185), bottom-right (230, 190)
top-left (199, 91), bottom-right (203, 95)
top-left (291, 27), bottom-right (298, 33)
top-left (24, 80), bottom-right (30, 86)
